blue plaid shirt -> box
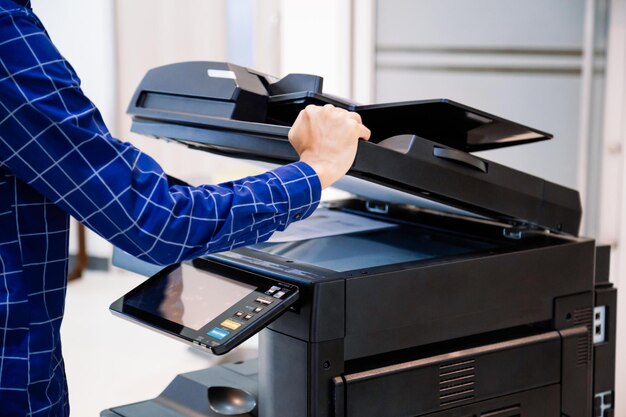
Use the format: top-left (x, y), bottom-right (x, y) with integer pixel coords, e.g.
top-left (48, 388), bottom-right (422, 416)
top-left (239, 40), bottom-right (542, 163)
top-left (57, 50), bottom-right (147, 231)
top-left (0, 1), bottom-right (320, 415)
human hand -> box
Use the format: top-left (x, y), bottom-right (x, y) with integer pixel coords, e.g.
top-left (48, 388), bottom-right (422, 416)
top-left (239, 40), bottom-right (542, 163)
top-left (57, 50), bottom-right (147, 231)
top-left (288, 104), bottom-right (371, 189)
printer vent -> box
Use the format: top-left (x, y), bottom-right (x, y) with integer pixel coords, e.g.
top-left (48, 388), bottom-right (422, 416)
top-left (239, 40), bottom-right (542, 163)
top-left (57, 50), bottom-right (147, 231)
top-left (439, 359), bottom-right (476, 407)
top-left (572, 307), bottom-right (593, 367)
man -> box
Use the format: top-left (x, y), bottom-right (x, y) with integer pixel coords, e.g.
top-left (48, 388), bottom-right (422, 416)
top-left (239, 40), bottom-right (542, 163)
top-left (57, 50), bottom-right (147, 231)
top-left (0, 1), bottom-right (371, 415)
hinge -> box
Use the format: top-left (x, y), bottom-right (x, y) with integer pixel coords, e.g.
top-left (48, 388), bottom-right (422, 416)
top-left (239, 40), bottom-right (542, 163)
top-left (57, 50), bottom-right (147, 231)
top-left (365, 201), bottom-right (389, 214)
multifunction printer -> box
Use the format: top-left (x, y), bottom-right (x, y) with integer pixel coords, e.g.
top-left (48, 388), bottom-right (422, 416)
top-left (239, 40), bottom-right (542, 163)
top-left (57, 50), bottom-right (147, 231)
top-left (102, 62), bottom-right (617, 417)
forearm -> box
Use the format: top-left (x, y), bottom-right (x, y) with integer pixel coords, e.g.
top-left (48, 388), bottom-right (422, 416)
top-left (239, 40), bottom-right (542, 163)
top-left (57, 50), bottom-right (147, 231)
top-left (98, 154), bottom-right (320, 265)
top-left (1, 120), bottom-right (320, 265)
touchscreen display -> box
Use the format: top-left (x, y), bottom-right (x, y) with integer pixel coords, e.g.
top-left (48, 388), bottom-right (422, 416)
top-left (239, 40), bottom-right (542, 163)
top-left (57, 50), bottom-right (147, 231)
top-left (124, 264), bottom-right (256, 330)
top-left (251, 227), bottom-right (496, 272)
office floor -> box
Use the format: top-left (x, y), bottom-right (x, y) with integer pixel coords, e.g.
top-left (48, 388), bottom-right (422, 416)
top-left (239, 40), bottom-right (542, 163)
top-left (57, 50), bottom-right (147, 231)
top-left (61, 267), bottom-right (258, 416)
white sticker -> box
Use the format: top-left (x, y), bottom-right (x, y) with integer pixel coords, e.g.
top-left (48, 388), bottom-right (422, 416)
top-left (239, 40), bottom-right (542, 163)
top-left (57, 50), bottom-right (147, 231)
top-left (207, 69), bottom-right (236, 79)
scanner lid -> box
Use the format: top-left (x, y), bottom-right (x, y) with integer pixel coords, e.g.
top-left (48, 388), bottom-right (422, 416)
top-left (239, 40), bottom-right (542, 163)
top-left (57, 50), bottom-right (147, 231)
top-left (127, 61), bottom-right (582, 236)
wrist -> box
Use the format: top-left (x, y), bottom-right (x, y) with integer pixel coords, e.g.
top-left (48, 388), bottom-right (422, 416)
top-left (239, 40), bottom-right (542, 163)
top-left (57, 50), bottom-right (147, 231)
top-left (299, 156), bottom-right (332, 189)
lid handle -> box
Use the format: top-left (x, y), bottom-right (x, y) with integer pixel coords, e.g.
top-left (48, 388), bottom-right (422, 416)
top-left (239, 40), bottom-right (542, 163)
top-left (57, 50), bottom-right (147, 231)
top-left (433, 147), bottom-right (488, 173)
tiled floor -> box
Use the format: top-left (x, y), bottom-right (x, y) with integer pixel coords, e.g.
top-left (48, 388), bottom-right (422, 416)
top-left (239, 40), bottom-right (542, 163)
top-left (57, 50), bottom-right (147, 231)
top-left (61, 267), bottom-right (258, 416)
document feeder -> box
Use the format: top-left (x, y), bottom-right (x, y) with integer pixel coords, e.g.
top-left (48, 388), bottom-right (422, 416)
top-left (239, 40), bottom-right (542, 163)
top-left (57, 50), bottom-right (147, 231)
top-left (102, 62), bottom-right (617, 417)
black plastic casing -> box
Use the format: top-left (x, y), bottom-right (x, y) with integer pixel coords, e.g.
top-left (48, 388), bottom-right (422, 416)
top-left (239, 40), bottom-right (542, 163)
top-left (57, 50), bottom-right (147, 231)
top-left (254, 232), bottom-right (598, 416)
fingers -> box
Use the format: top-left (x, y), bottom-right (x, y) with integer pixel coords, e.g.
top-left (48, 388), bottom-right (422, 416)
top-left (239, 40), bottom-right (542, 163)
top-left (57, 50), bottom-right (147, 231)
top-left (305, 104), bottom-right (369, 139)
top-left (288, 107), bottom-right (307, 141)
top-left (359, 125), bottom-right (371, 141)
top-left (321, 103), bottom-right (361, 120)
top-left (319, 104), bottom-right (365, 128)
top-left (343, 110), bottom-right (368, 140)
top-left (347, 110), bottom-right (363, 124)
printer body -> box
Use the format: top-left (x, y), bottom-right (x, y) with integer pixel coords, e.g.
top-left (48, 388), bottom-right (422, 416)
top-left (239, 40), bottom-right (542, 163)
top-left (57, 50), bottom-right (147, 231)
top-left (103, 62), bottom-right (617, 417)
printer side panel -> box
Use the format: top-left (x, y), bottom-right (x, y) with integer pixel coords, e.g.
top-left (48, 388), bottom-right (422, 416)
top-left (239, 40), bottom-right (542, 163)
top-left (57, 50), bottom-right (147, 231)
top-left (593, 284), bottom-right (617, 417)
top-left (593, 245), bottom-right (618, 417)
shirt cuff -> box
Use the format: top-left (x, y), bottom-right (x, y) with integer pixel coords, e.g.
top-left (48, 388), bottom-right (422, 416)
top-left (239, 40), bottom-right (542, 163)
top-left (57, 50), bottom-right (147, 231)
top-left (270, 161), bottom-right (321, 230)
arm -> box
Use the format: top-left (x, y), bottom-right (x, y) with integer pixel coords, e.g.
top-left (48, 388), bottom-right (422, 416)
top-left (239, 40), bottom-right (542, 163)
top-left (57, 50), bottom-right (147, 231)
top-left (0, 10), bottom-right (322, 265)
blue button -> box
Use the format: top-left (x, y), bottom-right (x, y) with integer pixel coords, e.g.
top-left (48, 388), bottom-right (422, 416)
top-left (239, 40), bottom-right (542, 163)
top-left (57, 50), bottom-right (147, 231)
top-left (207, 327), bottom-right (229, 340)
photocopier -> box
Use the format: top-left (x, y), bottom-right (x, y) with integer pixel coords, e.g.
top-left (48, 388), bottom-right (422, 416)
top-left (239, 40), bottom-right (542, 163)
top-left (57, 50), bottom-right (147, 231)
top-left (102, 62), bottom-right (618, 417)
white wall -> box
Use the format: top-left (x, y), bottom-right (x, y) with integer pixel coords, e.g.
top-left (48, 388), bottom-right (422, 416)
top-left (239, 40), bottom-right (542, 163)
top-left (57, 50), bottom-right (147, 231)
top-left (279, 0), bottom-right (353, 98)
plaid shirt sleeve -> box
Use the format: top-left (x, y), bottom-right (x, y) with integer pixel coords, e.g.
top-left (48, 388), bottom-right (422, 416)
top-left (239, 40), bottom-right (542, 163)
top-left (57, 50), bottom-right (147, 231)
top-left (0, 8), bottom-right (321, 266)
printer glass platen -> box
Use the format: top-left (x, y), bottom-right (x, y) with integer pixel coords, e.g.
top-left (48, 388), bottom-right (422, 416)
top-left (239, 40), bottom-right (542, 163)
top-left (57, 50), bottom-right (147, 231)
top-left (250, 226), bottom-right (496, 272)
top-left (242, 201), bottom-right (536, 274)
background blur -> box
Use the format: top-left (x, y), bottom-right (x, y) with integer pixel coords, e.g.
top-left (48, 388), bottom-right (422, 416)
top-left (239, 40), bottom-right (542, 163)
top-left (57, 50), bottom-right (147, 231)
top-left (30, 0), bottom-right (626, 415)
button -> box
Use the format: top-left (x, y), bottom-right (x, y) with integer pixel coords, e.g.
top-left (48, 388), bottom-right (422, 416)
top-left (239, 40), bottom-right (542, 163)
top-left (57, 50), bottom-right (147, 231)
top-left (253, 307), bottom-right (264, 313)
top-left (207, 327), bottom-right (229, 340)
top-left (220, 319), bottom-right (242, 330)
top-left (256, 297), bottom-right (273, 305)
top-left (243, 314), bottom-right (254, 321)
top-left (265, 285), bottom-right (281, 295)
top-left (273, 291), bottom-right (286, 299)
top-left (234, 311), bottom-right (245, 318)
top-left (294, 213), bottom-right (302, 220)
